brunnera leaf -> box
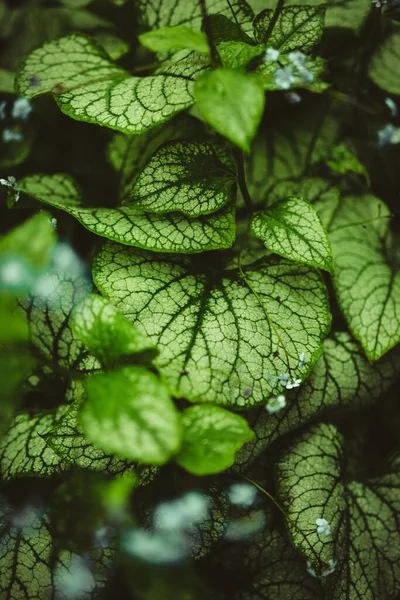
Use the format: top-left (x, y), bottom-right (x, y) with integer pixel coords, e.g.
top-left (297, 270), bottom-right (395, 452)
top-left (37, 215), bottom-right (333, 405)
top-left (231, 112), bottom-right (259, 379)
top-left (368, 30), bottom-right (400, 95)
top-left (194, 69), bottom-right (265, 152)
top-left (253, 5), bottom-right (326, 51)
top-left (128, 140), bottom-right (236, 217)
top-left (176, 404), bottom-right (255, 475)
top-left (328, 194), bottom-right (400, 360)
top-left (71, 293), bottom-right (157, 369)
top-left (235, 332), bottom-right (400, 471)
top-left (138, 25), bottom-right (209, 54)
top-left (251, 197), bottom-right (333, 272)
top-left (277, 423), bottom-right (400, 598)
top-left (93, 242), bottom-right (332, 408)
top-left (19, 173), bottom-right (236, 254)
top-left (0, 499), bottom-right (112, 600)
top-left (16, 34), bottom-right (208, 134)
top-left (79, 366), bottom-right (182, 464)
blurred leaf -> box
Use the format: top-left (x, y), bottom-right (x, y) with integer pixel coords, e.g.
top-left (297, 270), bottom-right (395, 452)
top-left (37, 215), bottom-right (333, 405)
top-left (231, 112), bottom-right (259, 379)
top-left (139, 25), bottom-right (209, 54)
top-left (369, 30), bottom-right (400, 95)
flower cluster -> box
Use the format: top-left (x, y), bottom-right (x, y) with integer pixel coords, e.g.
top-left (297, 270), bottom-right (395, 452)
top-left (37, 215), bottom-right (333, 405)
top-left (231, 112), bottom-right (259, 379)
top-left (0, 175), bottom-right (20, 202)
top-left (263, 48), bottom-right (315, 90)
top-left (315, 517), bottom-right (331, 537)
top-left (307, 558), bottom-right (337, 578)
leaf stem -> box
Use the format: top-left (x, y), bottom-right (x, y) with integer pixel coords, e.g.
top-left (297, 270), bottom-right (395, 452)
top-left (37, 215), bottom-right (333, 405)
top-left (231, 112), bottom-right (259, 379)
top-left (234, 149), bottom-right (253, 209)
top-left (261, 0), bottom-right (285, 45)
top-left (199, 0), bottom-right (221, 68)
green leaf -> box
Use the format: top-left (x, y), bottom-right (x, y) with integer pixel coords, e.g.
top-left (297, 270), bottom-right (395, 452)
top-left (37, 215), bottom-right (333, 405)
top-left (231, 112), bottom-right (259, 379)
top-left (0, 349), bottom-right (36, 437)
top-left (277, 423), bottom-right (400, 596)
top-left (80, 366), bottom-right (182, 464)
top-left (138, 0), bottom-right (255, 37)
top-left (95, 33), bottom-right (129, 60)
top-left (325, 0), bottom-right (372, 30)
top-left (235, 332), bottom-right (400, 471)
top-left (254, 53), bottom-right (328, 93)
top-left (139, 25), bottom-right (209, 54)
top-left (128, 140), bottom-right (236, 217)
top-left (0, 69), bottom-right (15, 93)
top-left (93, 242), bottom-right (331, 408)
top-left (217, 41), bottom-right (265, 69)
top-left (329, 194), bottom-right (400, 360)
top-left (325, 142), bottom-right (369, 182)
top-left (19, 173), bottom-right (236, 253)
top-left (251, 197), bottom-right (333, 272)
top-left (71, 293), bottom-right (157, 368)
top-left (16, 34), bottom-right (207, 134)
top-left (254, 5), bottom-right (326, 51)
top-left (368, 30), bottom-right (400, 95)
top-left (176, 404), bottom-right (254, 475)
top-left (267, 177), bottom-right (341, 230)
top-left (194, 69), bottom-right (265, 152)
top-left (0, 499), bottom-right (111, 600)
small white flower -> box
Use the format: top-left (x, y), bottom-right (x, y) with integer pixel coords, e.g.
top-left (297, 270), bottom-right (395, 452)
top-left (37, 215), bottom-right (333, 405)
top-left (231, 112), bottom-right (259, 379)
top-left (315, 517), bottom-right (331, 537)
top-left (286, 91), bottom-right (302, 104)
top-left (372, 0), bottom-right (387, 7)
top-left (0, 100), bottom-right (6, 120)
top-left (377, 123), bottom-right (400, 147)
top-left (264, 47), bottom-right (280, 62)
top-left (285, 377), bottom-right (302, 389)
top-left (0, 175), bottom-right (20, 202)
top-left (298, 66), bottom-right (315, 85)
top-left (268, 375), bottom-right (276, 386)
top-left (266, 394), bottom-right (286, 414)
top-left (306, 560), bottom-right (318, 578)
top-left (298, 352), bottom-right (306, 368)
top-left (385, 97), bottom-right (397, 117)
top-left (50, 217), bottom-right (58, 230)
top-left (227, 483), bottom-right (258, 507)
top-left (11, 97), bottom-right (32, 120)
top-left (153, 492), bottom-right (209, 531)
top-left (321, 559), bottom-right (337, 577)
top-left (278, 372), bottom-right (290, 384)
top-left (2, 128), bottom-right (23, 143)
top-left (288, 51), bottom-right (307, 68)
top-left (274, 66), bottom-right (296, 90)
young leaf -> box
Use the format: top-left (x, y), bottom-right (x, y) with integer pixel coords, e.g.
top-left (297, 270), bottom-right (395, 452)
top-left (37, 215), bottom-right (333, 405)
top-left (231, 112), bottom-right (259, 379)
top-left (95, 33), bottom-right (130, 61)
top-left (251, 197), bottom-right (333, 272)
top-left (93, 242), bottom-right (331, 408)
top-left (71, 293), bottom-right (157, 368)
top-left (254, 5), bottom-right (326, 51)
top-left (19, 173), bottom-right (236, 253)
top-left (368, 30), bottom-right (400, 95)
top-left (0, 499), bottom-right (111, 600)
top-left (16, 34), bottom-right (206, 134)
top-left (329, 194), bottom-right (400, 360)
top-left (128, 140), bottom-right (236, 217)
top-left (325, 142), bottom-right (369, 182)
top-left (79, 366), bottom-right (182, 464)
top-left (217, 41), bottom-right (265, 69)
top-left (194, 69), bottom-right (265, 152)
top-left (139, 25), bottom-right (209, 54)
top-left (176, 404), bottom-right (254, 475)
top-left (235, 332), bottom-right (400, 471)
top-left (277, 423), bottom-right (400, 597)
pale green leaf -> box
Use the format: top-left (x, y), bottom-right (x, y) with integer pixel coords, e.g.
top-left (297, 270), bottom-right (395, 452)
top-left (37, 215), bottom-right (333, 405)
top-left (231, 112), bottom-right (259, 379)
top-left (139, 25), bottom-right (209, 54)
top-left (80, 366), bottom-right (182, 464)
top-left (19, 173), bottom-right (236, 253)
top-left (16, 34), bottom-right (207, 134)
top-left (251, 197), bottom-right (333, 271)
top-left (217, 41), bottom-right (265, 69)
top-left (128, 140), bottom-right (236, 217)
top-left (138, 0), bottom-right (255, 37)
top-left (329, 194), bottom-right (400, 360)
top-left (277, 423), bottom-right (400, 597)
top-left (194, 69), bottom-right (265, 152)
top-left (71, 294), bottom-right (157, 368)
top-left (254, 5), bottom-right (326, 51)
top-left (368, 30), bottom-right (400, 95)
top-left (235, 332), bottom-right (400, 471)
top-left (0, 500), bottom-right (111, 600)
top-left (267, 177), bottom-right (341, 230)
top-left (176, 404), bottom-right (254, 475)
top-left (93, 242), bottom-right (331, 408)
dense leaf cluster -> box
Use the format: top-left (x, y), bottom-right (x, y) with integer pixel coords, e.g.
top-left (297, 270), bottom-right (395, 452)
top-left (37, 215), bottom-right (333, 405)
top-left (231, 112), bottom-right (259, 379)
top-left (1, 0), bottom-right (400, 598)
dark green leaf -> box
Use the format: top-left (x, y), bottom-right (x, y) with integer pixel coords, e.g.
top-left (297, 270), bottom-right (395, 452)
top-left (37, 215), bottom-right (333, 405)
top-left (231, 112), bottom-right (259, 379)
top-left (254, 5), bottom-right (326, 51)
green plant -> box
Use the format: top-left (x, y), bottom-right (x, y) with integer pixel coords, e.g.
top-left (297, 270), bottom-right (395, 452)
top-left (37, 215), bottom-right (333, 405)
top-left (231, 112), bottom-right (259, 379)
top-left (1, 0), bottom-right (400, 598)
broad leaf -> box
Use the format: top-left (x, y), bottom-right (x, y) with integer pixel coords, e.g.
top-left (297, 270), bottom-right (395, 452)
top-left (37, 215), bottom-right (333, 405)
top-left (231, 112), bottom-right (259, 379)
top-left (0, 499), bottom-right (111, 600)
top-left (19, 173), bottom-right (236, 253)
top-left (71, 293), bottom-right (157, 368)
top-left (368, 30), bottom-right (400, 95)
top-left (176, 404), bottom-right (254, 475)
top-left (16, 34), bottom-right (207, 134)
top-left (329, 194), bottom-right (400, 360)
top-left (254, 5), bottom-right (326, 51)
top-left (251, 197), bottom-right (333, 272)
top-left (128, 140), bottom-right (236, 217)
top-left (79, 366), bottom-right (182, 464)
top-left (0, 69), bottom-right (15, 93)
top-left (277, 423), bottom-right (400, 597)
top-left (194, 69), bottom-right (265, 152)
top-left (235, 332), bottom-right (400, 471)
top-left (93, 242), bottom-right (331, 408)
top-left (138, 0), bottom-right (255, 36)
top-left (217, 40), bottom-right (265, 69)
top-left (95, 33), bottom-right (129, 61)
top-left (139, 25), bottom-right (209, 54)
